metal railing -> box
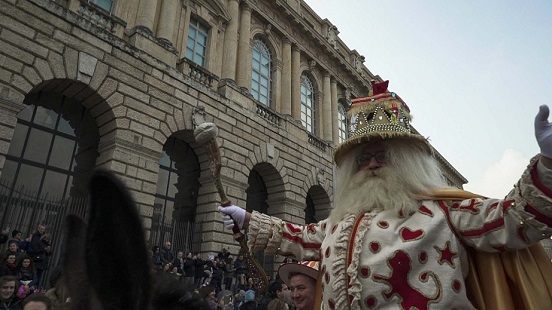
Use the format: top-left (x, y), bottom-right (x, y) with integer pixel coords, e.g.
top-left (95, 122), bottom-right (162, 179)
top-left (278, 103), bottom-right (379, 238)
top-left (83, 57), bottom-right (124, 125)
top-left (0, 179), bottom-right (89, 288)
top-left (0, 178), bottom-right (199, 286)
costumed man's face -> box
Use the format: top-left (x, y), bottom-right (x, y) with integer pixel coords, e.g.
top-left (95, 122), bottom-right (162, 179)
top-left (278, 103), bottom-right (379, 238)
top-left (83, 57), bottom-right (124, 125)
top-left (290, 274), bottom-right (316, 310)
top-left (0, 281), bottom-right (15, 301)
top-left (356, 141), bottom-right (389, 171)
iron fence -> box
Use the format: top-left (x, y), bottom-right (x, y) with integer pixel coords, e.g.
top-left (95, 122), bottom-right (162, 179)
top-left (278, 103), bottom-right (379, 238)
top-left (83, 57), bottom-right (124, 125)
top-left (0, 179), bottom-right (198, 287)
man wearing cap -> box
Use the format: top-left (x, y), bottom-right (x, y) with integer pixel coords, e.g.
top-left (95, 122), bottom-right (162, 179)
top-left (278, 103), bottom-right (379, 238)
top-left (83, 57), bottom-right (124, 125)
top-left (278, 261), bottom-right (317, 310)
top-left (219, 81), bottom-right (552, 309)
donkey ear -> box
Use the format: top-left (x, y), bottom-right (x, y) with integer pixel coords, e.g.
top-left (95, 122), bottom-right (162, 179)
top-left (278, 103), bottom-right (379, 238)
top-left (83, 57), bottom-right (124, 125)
top-left (85, 170), bottom-right (152, 309)
top-left (63, 214), bottom-right (99, 310)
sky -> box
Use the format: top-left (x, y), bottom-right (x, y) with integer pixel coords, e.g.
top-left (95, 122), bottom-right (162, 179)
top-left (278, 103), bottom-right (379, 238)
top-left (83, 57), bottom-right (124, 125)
top-left (304, 0), bottom-right (552, 198)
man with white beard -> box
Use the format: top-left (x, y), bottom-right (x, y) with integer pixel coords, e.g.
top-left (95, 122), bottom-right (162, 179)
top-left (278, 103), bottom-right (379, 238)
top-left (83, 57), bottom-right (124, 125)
top-left (219, 80), bottom-right (552, 309)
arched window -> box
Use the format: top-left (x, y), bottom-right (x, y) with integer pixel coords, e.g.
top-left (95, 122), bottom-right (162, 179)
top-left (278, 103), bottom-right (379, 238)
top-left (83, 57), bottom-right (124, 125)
top-left (251, 38), bottom-right (272, 106)
top-left (300, 75), bottom-right (315, 134)
top-left (1, 92), bottom-right (99, 198)
top-left (305, 194), bottom-right (317, 224)
top-left (338, 103), bottom-right (348, 143)
top-left (153, 136), bottom-right (200, 251)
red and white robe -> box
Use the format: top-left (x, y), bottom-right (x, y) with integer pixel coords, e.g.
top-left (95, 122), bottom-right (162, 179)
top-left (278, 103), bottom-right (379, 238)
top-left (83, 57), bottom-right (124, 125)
top-left (247, 156), bottom-right (552, 310)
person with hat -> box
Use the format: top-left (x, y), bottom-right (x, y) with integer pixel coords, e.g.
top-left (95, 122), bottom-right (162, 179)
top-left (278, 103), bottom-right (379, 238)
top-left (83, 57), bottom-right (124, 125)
top-left (8, 230), bottom-right (27, 254)
top-left (278, 261), bottom-right (317, 310)
top-left (219, 80), bottom-right (552, 309)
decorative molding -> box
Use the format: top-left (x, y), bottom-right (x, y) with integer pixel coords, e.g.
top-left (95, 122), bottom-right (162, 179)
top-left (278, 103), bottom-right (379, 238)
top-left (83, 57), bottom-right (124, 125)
top-left (192, 105), bottom-right (207, 127)
top-left (317, 168), bottom-right (325, 187)
top-left (326, 25), bottom-right (339, 51)
top-left (264, 24), bottom-right (272, 36)
top-left (308, 60), bottom-right (316, 71)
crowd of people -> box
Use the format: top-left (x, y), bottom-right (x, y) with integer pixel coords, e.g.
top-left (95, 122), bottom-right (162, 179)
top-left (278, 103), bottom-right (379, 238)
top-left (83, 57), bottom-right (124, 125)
top-left (0, 224), bottom-right (58, 310)
top-left (149, 243), bottom-right (297, 310)
top-left (146, 237), bottom-right (324, 310)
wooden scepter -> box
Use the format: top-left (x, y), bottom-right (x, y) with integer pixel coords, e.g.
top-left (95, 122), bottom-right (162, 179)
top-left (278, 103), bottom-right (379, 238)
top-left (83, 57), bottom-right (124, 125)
top-left (194, 122), bottom-right (269, 294)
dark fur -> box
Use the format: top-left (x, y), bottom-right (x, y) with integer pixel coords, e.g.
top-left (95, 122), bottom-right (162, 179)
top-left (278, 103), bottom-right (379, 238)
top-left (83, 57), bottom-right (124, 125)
top-left (62, 170), bottom-right (203, 309)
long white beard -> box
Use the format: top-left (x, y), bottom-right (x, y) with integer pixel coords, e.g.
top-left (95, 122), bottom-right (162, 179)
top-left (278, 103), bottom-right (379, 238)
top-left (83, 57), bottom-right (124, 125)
top-left (329, 166), bottom-right (419, 224)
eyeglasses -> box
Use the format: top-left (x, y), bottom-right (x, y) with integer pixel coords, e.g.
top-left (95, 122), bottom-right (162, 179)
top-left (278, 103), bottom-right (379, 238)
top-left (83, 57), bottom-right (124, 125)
top-left (356, 151), bottom-right (388, 165)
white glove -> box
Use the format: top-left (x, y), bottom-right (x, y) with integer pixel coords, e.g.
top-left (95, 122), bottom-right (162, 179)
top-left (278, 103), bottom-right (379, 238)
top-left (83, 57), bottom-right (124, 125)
top-left (218, 205), bottom-right (246, 230)
top-left (535, 105), bottom-right (552, 158)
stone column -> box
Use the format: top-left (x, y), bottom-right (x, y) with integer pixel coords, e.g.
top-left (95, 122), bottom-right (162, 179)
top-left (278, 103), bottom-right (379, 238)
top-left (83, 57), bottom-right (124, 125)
top-left (281, 38), bottom-right (292, 115)
top-left (236, 4), bottom-right (252, 88)
top-left (136, 0), bottom-right (159, 33)
top-left (273, 60), bottom-right (283, 112)
top-left (96, 138), bottom-right (161, 241)
top-left (221, 0), bottom-right (240, 81)
top-left (331, 78), bottom-right (339, 144)
top-left (291, 44), bottom-right (301, 120)
top-left (157, 0), bottom-right (178, 47)
top-left (322, 72), bottom-right (332, 141)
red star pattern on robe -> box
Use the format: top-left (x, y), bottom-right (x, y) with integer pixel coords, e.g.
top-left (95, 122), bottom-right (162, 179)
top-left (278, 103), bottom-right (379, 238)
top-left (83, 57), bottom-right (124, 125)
top-left (433, 241), bottom-right (458, 268)
top-left (450, 199), bottom-right (483, 214)
top-left (307, 223), bottom-right (317, 234)
top-left (373, 250), bottom-right (441, 309)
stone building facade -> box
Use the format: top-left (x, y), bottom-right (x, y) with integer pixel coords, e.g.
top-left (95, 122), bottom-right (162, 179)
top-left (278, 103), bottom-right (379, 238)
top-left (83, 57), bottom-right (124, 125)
top-left (0, 0), bottom-right (470, 274)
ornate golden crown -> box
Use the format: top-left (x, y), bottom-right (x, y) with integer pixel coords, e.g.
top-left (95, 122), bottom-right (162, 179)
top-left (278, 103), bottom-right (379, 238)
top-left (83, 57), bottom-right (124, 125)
top-left (333, 80), bottom-right (430, 165)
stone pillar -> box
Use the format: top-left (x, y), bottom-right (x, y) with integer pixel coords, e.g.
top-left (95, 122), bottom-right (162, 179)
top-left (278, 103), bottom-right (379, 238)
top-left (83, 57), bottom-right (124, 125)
top-left (322, 72), bottom-right (332, 141)
top-left (157, 0), bottom-right (178, 46)
top-left (273, 60), bottom-right (283, 112)
top-left (95, 138), bottom-right (161, 241)
top-left (235, 4), bottom-right (252, 88)
top-left (291, 44), bottom-right (301, 120)
top-left (221, 0), bottom-right (240, 81)
top-left (136, 0), bottom-right (159, 33)
top-left (331, 78), bottom-right (339, 144)
top-left (281, 38), bottom-right (292, 115)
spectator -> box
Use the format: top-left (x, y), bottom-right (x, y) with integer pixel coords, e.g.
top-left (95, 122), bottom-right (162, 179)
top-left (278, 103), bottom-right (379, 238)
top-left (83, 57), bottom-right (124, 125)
top-left (198, 285), bottom-right (217, 310)
top-left (9, 231), bottom-right (27, 254)
top-left (193, 253), bottom-right (205, 289)
top-left (162, 262), bottom-right (173, 273)
top-left (239, 289), bottom-right (256, 310)
top-left (31, 233), bottom-right (52, 288)
top-left (0, 275), bottom-right (22, 310)
top-left (217, 248), bottom-right (230, 261)
top-left (16, 256), bottom-right (38, 295)
top-left (151, 246), bottom-right (163, 271)
top-left (233, 254), bottom-right (247, 290)
top-left (278, 261), bottom-right (318, 310)
top-left (202, 257), bottom-right (214, 286)
top-left (4, 241), bottom-right (24, 265)
top-left (29, 225), bottom-right (46, 256)
top-left (181, 252), bottom-right (195, 290)
top-left (159, 241), bottom-right (174, 265)
top-left (172, 251), bottom-right (185, 275)
top-left (21, 293), bottom-right (51, 310)
top-left (223, 257), bottom-right (234, 291)
top-left (0, 254), bottom-right (18, 277)
top-left (0, 228), bottom-right (10, 246)
top-left (233, 290), bottom-right (245, 310)
top-left (266, 280), bottom-right (290, 310)
top-left (169, 266), bottom-right (181, 281)
top-left (210, 258), bottom-right (223, 292)
top-left (217, 290), bottom-right (234, 310)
